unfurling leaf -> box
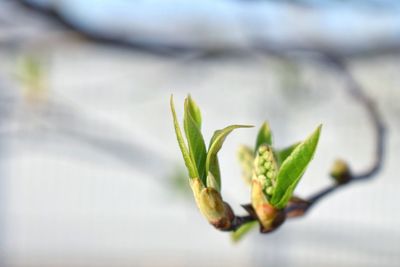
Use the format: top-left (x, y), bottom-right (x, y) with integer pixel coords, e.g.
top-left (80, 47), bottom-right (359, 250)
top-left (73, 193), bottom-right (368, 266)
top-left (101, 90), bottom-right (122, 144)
top-left (186, 95), bottom-right (202, 128)
top-left (271, 125), bottom-right (322, 209)
top-left (206, 125), bottom-right (253, 190)
top-left (255, 122), bottom-right (272, 152)
top-left (170, 95), bottom-right (198, 179)
top-left (184, 97), bottom-right (207, 183)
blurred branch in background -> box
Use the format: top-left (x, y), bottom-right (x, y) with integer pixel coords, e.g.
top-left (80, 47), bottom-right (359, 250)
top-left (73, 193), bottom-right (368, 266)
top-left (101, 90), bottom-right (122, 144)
top-left (14, 0), bottom-right (400, 57)
top-left (2, 0), bottom-right (389, 224)
top-left (284, 57), bottom-right (386, 218)
top-left (0, 0), bottom-right (392, 245)
top-left (229, 58), bottom-right (387, 238)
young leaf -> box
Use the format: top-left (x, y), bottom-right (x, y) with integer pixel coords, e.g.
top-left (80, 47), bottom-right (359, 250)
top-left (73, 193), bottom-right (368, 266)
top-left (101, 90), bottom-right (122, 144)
top-left (208, 156), bottom-right (221, 190)
top-left (206, 125), bottom-right (253, 189)
top-left (186, 95), bottom-right (202, 128)
top-left (255, 122), bottom-right (272, 152)
top-left (231, 221), bottom-right (258, 243)
top-left (170, 95), bottom-right (198, 179)
top-left (270, 125), bottom-right (322, 209)
top-left (184, 97), bottom-right (207, 183)
top-left (275, 142), bottom-right (300, 166)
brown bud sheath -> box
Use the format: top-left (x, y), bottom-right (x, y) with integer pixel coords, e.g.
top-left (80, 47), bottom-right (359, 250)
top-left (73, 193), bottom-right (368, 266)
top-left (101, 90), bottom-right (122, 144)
top-left (251, 179), bottom-right (285, 232)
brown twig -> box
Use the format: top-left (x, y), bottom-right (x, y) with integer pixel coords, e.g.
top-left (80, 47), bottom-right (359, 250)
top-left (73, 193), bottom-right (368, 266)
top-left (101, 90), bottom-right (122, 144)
top-left (226, 58), bottom-right (386, 232)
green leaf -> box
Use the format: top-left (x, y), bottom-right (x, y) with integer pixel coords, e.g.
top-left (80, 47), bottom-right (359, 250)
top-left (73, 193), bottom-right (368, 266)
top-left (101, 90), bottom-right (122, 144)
top-left (170, 95), bottom-right (198, 179)
top-left (208, 156), bottom-right (221, 189)
top-left (206, 125), bottom-right (253, 189)
top-left (186, 95), bottom-right (202, 128)
top-left (275, 142), bottom-right (300, 166)
top-left (231, 221), bottom-right (258, 243)
top-left (270, 125), bottom-right (322, 209)
top-left (255, 122), bottom-right (273, 152)
top-left (184, 97), bottom-right (207, 183)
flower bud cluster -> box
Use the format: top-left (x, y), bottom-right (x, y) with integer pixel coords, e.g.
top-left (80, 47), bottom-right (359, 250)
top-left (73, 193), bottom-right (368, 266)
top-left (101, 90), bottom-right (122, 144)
top-left (253, 144), bottom-right (278, 198)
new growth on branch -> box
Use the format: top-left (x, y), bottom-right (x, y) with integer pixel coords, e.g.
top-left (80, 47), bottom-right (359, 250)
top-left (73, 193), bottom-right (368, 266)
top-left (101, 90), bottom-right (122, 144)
top-left (170, 74), bottom-right (385, 242)
top-left (171, 94), bottom-right (321, 239)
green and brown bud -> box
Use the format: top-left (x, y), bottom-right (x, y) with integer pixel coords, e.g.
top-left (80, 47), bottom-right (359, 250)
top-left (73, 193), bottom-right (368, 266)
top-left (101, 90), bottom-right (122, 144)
top-left (237, 145), bottom-right (255, 185)
top-left (190, 177), bottom-right (233, 230)
top-left (330, 159), bottom-right (352, 184)
top-left (251, 179), bottom-right (285, 232)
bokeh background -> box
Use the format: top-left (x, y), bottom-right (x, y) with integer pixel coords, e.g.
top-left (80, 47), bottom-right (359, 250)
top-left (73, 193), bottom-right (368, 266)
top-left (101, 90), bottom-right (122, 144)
top-left (0, 0), bottom-right (399, 266)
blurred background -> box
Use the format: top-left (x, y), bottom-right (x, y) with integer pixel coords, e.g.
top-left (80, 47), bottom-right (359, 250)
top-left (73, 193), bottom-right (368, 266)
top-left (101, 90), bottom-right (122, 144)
top-left (0, 0), bottom-right (400, 266)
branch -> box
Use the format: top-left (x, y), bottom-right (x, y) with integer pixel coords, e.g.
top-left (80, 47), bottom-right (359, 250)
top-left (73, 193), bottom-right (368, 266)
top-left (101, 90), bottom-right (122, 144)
top-left (227, 57), bottom-right (386, 232)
